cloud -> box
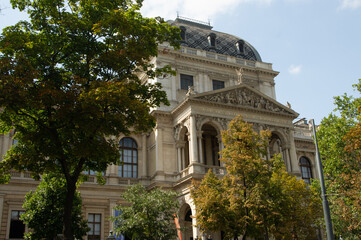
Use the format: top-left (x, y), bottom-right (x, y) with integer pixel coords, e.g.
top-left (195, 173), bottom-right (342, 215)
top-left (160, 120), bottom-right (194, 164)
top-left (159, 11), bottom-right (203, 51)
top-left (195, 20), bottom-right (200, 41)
top-left (340, 0), bottom-right (361, 9)
top-left (140, 0), bottom-right (272, 21)
top-left (288, 64), bottom-right (302, 75)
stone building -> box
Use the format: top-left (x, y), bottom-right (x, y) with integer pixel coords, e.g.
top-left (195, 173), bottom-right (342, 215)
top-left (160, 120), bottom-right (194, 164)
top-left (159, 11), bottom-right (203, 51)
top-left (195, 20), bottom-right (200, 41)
top-left (0, 17), bottom-right (316, 240)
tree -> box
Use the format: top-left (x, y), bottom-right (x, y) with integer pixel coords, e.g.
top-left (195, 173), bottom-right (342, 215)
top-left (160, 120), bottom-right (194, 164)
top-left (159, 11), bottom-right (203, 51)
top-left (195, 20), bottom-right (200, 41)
top-left (112, 184), bottom-right (179, 240)
top-left (0, 0), bottom-right (180, 239)
top-left (192, 115), bottom-right (321, 240)
top-left (267, 165), bottom-right (321, 239)
top-left (316, 79), bottom-right (361, 238)
top-left (21, 173), bottom-right (88, 240)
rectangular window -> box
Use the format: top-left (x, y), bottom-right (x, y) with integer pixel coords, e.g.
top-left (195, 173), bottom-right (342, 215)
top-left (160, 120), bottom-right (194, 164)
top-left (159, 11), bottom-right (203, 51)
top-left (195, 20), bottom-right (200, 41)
top-left (88, 213), bottom-right (101, 240)
top-left (212, 80), bottom-right (225, 90)
top-left (9, 210), bottom-right (25, 239)
top-left (180, 74), bottom-right (193, 90)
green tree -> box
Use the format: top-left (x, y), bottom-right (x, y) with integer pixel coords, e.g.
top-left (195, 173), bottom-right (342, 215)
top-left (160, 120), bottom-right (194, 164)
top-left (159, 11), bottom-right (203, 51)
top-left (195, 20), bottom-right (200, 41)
top-left (192, 115), bottom-right (321, 240)
top-left (21, 173), bottom-right (88, 240)
top-left (316, 79), bottom-right (361, 239)
top-left (0, 0), bottom-right (180, 239)
top-left (268, 165), bottom-right (321, 239)
top-left (113, 184), bottom-right (179, 240)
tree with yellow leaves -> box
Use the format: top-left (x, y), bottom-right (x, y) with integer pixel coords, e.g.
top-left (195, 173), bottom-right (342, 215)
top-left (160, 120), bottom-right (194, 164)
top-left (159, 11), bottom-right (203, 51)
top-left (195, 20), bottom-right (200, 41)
top-left (192, 115), bottom-right (321, 240)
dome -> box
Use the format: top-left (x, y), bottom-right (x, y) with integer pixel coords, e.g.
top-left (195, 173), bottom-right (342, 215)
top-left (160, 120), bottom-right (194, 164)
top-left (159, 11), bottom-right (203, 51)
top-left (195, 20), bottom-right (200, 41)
top-left (168, 17), bottom-right (262, 62)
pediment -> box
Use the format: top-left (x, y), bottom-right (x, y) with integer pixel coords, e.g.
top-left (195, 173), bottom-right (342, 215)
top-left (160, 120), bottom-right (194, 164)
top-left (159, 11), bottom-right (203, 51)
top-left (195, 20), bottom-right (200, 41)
top-left (189, 84), bottom-right (298, 116)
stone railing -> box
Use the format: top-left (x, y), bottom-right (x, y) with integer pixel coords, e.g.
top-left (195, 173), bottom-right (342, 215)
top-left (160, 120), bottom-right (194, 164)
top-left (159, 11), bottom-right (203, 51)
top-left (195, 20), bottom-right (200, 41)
top-left (178, 164), bottom-right (226, 179)
top-left (204, 165), bottom-right (226, 176)
top-left (178, 46), bottom-right (273, 70)
top-left (294, 126), bottom-right (313, 140)
top-left (9, 170), bottom-right (33, 179)
top-left (118, 178), bottom-right (139, 185)
top-left (180, 167), bottom-right (190, 179)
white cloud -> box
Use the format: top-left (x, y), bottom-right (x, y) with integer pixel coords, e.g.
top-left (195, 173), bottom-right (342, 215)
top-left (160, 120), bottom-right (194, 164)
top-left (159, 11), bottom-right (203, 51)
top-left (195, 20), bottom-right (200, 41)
top-left (288, 64), bottom-right (302, 75)
top-left (140, 0), bottom-right (272, 21)
top-left (340, 0), bottom-right (361, 9)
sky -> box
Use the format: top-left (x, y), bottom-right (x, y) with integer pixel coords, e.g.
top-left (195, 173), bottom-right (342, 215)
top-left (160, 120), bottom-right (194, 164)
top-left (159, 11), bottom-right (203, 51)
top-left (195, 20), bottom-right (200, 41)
top-left (1, 0), bottom-right (360, 124)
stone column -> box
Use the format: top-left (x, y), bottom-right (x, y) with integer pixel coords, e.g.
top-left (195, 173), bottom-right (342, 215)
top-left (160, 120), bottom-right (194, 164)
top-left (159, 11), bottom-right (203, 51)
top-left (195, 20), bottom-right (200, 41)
top-left (217, 134), bottom-right (224, 167)
top-left (142, 134), bottom-right (147, 177)
top-left (0, 193), bottom-right (4, 233)
top-left (155, 127), bottom-right (163, 172)
top-left (181, 144), bottom-right (185, 170)
top-left (289, 130), bottom-right (298, 173)
top-left (190, 115), bottom-right (198, 163)
top-left (286, 148), bottom-right (292, 172)
top-left (176, 141), bottom-right (185, 172)
top-left (282, 146), bottom-right (291, 172)
top-left (197, 131), bottom-right (204, 164)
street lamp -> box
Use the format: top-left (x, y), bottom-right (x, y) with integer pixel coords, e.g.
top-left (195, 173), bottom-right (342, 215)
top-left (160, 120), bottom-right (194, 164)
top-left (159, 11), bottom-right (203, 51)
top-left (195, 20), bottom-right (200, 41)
top-left (310, 119), bottom-right (334, 240)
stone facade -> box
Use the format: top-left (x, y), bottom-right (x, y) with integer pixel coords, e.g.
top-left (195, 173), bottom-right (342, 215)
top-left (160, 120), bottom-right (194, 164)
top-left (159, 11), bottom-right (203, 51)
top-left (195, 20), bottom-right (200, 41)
top-left (0, 17), bottom-right (316, 240)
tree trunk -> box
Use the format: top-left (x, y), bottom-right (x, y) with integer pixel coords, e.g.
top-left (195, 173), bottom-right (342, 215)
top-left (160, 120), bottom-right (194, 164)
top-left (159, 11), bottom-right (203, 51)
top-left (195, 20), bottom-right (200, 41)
top-left (63, 179), bottom-right (76, 240)
top-left (264, 225), bottom-right (269, 240)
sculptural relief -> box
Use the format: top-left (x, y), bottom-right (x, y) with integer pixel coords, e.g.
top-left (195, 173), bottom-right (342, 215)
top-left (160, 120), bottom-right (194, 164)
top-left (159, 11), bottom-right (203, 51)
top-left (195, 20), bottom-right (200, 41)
top-left (196, 88), bottom-right (292, 114)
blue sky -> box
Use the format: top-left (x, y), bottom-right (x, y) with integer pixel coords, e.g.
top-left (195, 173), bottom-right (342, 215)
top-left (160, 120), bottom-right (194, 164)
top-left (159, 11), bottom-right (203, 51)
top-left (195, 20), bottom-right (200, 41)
top-left (1, 0), bottom-right (360, 124)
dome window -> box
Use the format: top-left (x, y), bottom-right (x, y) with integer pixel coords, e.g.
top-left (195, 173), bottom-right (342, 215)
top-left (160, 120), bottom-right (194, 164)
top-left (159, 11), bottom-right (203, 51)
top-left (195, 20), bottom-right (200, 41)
top-left (180, 26), bottom-right (186, 41)
top-left (208, 33), bottom-right (216, 48)
top-left (236, 40), bottom-right (245, 54)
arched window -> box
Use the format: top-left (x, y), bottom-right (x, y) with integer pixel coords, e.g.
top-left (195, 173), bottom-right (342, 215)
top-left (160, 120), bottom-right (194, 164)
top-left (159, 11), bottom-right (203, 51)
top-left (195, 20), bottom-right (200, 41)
top-left (299, 156), bottom-right (312, 184)
top-left (208, 33), bottom-right (216, 48)
top-left (119, 137), bottom-right (138, 178)
top-left (180, 26), bottom-right (186, 41)
top-left (236, 40), bottom-right (245, 54)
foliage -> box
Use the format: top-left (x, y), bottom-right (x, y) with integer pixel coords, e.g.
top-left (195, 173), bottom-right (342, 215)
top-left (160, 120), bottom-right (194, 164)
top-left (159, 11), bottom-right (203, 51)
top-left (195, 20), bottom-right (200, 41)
top-left (21, 173), bottom-right (88, 240)
top-left (112, 184), bottom-right (179, 240)
top-left (192, 115), bottom-right (321, 240)
top-left (317, 79), bottom-right (361, 239)
top-left (0, 0), bottom-right (180, 238)
top-left (268, 166), bottom-right (321, 239)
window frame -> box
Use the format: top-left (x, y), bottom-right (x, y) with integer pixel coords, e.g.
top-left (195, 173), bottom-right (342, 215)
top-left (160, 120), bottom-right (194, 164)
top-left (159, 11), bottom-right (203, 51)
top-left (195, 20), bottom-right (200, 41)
top-left (236, 40), bottom-right (245, 54)
top-left (208, 33), bottom-right (217, 48)
top-left (87, 213), bottom-right (101, 240)
top-left (299, 156), bottom-right (312, 184)
top-left (212, 80), bottom-right (225, 90)
top-left (118, 137), bottom-right (138, 178)
top-left (180, 74), bottom-right (194, 90)
top-left (179, 26), bottom-right (186, 41)
top-left (9, 210), bottom-right (25, 239)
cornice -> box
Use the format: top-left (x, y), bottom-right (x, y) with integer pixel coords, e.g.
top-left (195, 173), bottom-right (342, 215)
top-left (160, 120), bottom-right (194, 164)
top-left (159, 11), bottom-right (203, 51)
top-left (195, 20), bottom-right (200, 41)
top-left (158, 47), bottom-right (279, 78)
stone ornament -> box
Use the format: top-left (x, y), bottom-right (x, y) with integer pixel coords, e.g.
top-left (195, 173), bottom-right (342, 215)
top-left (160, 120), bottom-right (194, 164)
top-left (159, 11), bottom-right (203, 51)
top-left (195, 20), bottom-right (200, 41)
top-left (195, 88), bottom-right (292, 115)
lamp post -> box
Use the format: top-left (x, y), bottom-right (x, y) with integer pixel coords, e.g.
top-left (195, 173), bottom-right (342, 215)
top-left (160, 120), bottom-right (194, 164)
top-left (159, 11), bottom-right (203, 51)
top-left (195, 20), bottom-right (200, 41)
top-left (106, 230), bottom-right (116, 240)
top-left (310, 119), bottom-right (334, 240)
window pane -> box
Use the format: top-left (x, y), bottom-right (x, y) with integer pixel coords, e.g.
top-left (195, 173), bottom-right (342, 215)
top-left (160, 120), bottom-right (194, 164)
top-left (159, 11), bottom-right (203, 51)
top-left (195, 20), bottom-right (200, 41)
top-left (213, 80), bottom-right (225, 90)
top-left (94, 224), bottom-right (100, 233)
top-left (88, 214), bottom-right (94, 222)
top-left (11, 211), bottom-right (19, 220)
top-left (118, 165), bottom-right (123, 177)
top-left (119, 138), bottom-right (138, 179)
top-left (94, 214), bottom-right (100, 222)
top-left (133, 166), bottom-right (137, 178)
top-left (180, 74), bottom-right (193, 90)
top-left (133, 150), bottom-right (137, 163)
top-left (88, 223), bottom-right (94, 234)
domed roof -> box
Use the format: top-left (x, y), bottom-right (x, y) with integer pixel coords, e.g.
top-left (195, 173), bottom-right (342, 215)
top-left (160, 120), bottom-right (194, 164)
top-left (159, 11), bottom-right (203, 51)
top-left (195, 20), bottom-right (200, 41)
top-left (168, 17), bottom-right (262, 62)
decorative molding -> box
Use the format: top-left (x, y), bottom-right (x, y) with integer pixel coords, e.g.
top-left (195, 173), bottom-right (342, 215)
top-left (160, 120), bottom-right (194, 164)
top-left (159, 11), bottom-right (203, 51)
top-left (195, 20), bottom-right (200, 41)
top-left (194, 87), bottom-right (293, 115)
top-left (195, 115), bottom-right (230, 131)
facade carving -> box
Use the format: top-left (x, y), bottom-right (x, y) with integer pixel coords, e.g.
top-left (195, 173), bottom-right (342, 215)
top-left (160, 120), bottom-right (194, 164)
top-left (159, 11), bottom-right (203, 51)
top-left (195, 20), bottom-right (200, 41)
top-left (0, 17), bottom-right (317, 240)
top-left (195, 87), bottom-right (292, 115)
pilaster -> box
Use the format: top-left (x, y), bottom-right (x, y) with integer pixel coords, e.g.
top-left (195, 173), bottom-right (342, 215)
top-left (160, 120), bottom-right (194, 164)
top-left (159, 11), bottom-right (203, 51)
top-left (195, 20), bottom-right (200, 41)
top-left (190, 115), bottom-right (198, 164)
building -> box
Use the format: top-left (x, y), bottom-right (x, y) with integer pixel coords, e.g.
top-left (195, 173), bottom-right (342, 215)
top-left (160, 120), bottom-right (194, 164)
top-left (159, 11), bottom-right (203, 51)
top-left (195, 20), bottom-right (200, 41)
top-left (0, 17), bottom-right (316, 240)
